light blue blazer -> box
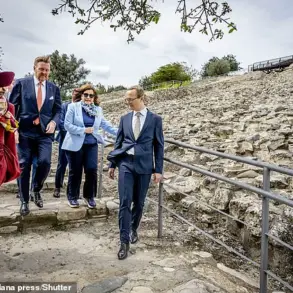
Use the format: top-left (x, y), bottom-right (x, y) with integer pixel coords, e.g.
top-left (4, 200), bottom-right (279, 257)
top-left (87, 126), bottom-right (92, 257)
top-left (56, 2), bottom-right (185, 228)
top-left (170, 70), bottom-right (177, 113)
top-left (61, 101), bottom-right (117, 152)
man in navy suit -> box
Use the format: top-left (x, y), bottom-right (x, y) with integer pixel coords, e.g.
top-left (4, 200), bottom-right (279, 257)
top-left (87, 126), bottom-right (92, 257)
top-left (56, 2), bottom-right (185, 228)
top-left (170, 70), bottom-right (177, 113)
top-left (10, 55), bottom-right (61, 216)
top-left (53, 88), bottom-right (81, 198)
top-left (107, 85), bottom-right (164, 260)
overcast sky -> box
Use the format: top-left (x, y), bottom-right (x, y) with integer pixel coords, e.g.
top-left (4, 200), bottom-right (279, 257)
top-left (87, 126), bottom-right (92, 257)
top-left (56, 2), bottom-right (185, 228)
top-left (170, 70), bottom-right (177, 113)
top-left (1, 0), bottom-right (293, 87)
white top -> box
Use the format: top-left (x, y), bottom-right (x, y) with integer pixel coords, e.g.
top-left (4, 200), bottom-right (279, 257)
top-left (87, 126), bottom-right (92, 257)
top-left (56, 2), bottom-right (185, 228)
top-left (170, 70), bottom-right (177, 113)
top-left (33, 75), bottom-right (46, 106)
top-left (127, 107), bottom-right (147, 155)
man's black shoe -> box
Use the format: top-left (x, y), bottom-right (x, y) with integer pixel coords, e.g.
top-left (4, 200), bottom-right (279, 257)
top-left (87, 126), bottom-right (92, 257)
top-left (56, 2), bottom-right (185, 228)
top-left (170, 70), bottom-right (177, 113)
top-left (20, 202), bottom-right (30, 216)
top-left (130, 230), bottom-right (139, 244)
top-left (118, 243), bottom-right (129, 260)
top-left (53, 188), bottom-right (60, 198)
top-left (32, 192), bottom-right (43, 208)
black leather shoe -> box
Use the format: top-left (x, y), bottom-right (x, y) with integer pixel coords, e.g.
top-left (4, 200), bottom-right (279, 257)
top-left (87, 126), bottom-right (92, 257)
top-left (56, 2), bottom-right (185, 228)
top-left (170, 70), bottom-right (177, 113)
top-left (20, 202), bottom-right (30, 216)
top-left (32, 192), bottom-right (43, 208)
top-left (130, 230), bottom-right (139, 244)
top-left (53, 188), bottom-right (60, 198)
top-left (29, 192), bottom-right (34, 201)
top-left (118, 243), bottom-right (129, 260)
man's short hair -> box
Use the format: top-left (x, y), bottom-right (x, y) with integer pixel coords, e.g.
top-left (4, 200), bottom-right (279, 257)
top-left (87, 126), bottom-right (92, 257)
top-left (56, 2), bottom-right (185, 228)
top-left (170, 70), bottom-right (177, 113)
top-left (129, 85), bottom-right (144, 98)
top-left (34, 55), bottom-right (51, 67)
top-left (128, 85), bottom-right (149, 105)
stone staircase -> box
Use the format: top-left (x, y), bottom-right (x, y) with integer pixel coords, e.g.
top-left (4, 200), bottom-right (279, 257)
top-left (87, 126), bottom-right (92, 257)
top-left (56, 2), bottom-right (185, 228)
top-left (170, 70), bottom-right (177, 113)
top-left (0, 143), bottom-right (119, 233)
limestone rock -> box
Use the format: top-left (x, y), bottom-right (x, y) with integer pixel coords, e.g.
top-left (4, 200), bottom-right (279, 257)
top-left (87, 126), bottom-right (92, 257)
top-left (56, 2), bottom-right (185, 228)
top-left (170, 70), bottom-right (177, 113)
top-left (81, 277), bottom-right (128, 293)
top-left (57, 207), bottom-right (87, 222)
top-left (236, 170), bottom-right (259, 179)
top-left (217, 263), bottom-right (259, 289)
top-left (166, 278), bottom-right (222, 293)
top-left (153, 257), bottom-right (185, 267)
top-left (131, 287), bottom-right (154, 293)
top-left (209, 187), bottom-right (233, 211)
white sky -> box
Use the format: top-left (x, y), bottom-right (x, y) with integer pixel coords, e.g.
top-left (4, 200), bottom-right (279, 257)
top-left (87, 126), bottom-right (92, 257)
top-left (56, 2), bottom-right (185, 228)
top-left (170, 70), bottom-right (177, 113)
top-left (1, 0), bottom-right (293, 87)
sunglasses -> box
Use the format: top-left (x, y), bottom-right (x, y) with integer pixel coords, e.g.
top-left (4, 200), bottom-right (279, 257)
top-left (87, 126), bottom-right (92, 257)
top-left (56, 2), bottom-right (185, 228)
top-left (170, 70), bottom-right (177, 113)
top-left (83, 93), bottom-right (95, 98)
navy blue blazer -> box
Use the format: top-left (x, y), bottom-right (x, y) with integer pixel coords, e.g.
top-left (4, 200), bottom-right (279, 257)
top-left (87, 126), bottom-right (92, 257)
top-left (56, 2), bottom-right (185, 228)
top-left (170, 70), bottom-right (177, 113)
top-left (107, 110), bottom-right (164, 174)
top-left (55, 101), bottom-right (70, 143)
top-left (9, 77), bottom-right (62, 139)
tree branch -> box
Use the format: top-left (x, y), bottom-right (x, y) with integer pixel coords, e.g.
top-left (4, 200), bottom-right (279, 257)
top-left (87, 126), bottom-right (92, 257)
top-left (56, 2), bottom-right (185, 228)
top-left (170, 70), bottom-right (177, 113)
top-left (51, 0), bottom-right (236, 42)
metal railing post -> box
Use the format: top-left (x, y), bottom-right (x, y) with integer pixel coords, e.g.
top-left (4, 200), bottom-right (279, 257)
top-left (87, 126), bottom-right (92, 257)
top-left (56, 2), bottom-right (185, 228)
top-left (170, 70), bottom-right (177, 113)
top-left (260, 167), bottom-right (270, 293)
top-left (157, 181), bottom-right (163, 238)
top-left (97, 130), bottom-right (105, 198)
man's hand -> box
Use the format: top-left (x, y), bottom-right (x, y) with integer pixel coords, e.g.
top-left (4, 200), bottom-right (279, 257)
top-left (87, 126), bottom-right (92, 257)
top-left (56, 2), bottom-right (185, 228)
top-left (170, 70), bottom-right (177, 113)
top-left (85, 127), bottom-right (94, 134)
top-left (153, 173), bottom-right (162, 184)
top-left (108, 168), bottom-right (115, 180)
top-left (46, 121), bottom-right (56, 134)
top-left (14, 130), bottom-right (19, 144)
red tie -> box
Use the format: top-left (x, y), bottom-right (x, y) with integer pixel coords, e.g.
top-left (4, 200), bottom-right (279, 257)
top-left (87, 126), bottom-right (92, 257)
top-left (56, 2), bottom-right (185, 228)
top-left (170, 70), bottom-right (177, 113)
top-left (33, 82), bottom-right (42, 125)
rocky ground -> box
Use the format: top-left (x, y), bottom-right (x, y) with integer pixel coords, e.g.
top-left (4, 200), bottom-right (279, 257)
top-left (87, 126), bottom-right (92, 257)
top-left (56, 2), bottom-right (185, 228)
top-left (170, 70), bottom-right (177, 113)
top-left (0, 216), bottom-right (263, 293)
top-left (1, 68), bottom-right (293, 292)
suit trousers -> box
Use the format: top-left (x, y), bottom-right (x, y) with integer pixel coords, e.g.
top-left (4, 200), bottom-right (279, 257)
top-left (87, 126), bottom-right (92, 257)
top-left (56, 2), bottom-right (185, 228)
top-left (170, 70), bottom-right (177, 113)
top-left (55, 132), bottom-right (68, 189)
top-left (118, 155), bottom-right (152, 244)
top-left (17, 156), bottom-right (37, 194)
top-left (17, 134), bottom-right (53, 202)
top-left (65, 143), bottom-right (98, 200)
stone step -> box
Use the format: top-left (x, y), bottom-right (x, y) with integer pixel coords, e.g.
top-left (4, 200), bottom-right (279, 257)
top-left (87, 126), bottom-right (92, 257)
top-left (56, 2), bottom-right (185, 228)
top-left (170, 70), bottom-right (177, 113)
top-left (0, 177), bottom-right (66, 193)
top-left (0, 197), bottom-right (120, 233)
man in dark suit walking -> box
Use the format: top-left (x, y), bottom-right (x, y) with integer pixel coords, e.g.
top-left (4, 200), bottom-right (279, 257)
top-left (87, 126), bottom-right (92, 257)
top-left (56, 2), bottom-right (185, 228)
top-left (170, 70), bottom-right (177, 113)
top-left (10, 55), bottom-right (61, 216)
top-left (53, 88), bottom-right (81, 198)
top-left (107, 85), bottom-right (164, 260)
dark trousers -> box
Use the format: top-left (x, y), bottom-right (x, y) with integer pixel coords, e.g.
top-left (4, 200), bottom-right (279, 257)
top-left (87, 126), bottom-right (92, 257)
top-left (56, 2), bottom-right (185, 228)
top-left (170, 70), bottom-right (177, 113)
top-left (118, 156), bottom-right (152, 244)
top-left (55, 133), bottom-right (68, 189)
top-left (17, 135), bottom-right (52, 203)
top-left (17, 156), bottom-right (37, 193)
top-left (65, 143), bottom-right (98, 200)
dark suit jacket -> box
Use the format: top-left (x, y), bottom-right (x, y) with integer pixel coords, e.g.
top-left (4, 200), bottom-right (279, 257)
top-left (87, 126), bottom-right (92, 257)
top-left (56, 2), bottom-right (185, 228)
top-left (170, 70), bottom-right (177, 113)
top-left (107, 110), bottom-right (164, 174)
top-left (9, 77), bottom-right (61, 139)
top-left (55, 101), bottom-right (70, 143)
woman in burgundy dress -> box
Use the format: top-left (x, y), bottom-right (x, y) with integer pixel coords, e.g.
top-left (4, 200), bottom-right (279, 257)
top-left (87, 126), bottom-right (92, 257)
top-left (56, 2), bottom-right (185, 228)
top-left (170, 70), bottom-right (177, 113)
top-left (0, 71), bottom-right (21, 186)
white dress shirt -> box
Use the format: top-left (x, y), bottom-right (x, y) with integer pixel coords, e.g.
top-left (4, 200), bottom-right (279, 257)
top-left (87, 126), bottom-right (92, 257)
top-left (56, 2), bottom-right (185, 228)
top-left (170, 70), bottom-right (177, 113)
top-left (33, 75), bottom-right (46, 106)
top-left (127, 107), bottom-right (147, 155)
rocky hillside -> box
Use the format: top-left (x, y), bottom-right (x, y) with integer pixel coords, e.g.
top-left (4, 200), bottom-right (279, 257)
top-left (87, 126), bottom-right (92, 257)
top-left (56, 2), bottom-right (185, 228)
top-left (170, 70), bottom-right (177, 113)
top-left (100, 68), bottom-right (293, 281)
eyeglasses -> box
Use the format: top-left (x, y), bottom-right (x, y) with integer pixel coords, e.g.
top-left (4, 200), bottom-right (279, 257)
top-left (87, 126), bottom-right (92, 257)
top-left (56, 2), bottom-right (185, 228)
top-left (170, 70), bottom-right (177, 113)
top-left (124, 97), bottom-right (139, 102)
top-left (83, 93), bottom-right (95, 98)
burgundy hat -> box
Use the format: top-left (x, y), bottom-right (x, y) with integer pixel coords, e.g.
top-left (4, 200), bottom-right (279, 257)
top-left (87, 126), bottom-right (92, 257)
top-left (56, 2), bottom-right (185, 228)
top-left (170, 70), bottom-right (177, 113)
top-left (0, 71), bottom-right (15, 87)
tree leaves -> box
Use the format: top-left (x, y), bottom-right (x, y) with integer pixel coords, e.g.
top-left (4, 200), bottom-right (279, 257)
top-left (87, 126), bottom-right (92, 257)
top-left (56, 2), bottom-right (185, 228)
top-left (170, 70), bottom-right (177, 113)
top-left (201, 54), bottom-right (241, 77)
top-left (139, 62), bottom-right (197, 87)
top-left (49, 50), bottom-right (91, 99)
top-left (51, 0), bottom-right (237, 43)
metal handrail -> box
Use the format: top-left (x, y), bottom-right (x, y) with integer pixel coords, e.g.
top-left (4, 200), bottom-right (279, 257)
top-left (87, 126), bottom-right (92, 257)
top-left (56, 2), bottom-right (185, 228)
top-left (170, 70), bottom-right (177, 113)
top-left (164, 157), bottom-right (293, 206)
top-left (160, 141), bottom-right (293, 293)
top-left (165, 138), bottom-right (293, 177)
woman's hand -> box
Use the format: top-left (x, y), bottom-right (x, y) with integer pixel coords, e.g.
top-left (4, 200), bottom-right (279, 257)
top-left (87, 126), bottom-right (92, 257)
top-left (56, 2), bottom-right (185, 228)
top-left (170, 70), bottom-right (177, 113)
top-left (14, 130), bottom-right (19, 144)
top-left (85, 127), bottom-right (94, 134)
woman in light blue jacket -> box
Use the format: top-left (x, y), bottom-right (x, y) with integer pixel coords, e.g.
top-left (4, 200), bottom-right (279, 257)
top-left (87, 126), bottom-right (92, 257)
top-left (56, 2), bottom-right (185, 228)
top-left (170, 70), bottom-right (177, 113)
top-left (62, 84), bottom-right (117, 208)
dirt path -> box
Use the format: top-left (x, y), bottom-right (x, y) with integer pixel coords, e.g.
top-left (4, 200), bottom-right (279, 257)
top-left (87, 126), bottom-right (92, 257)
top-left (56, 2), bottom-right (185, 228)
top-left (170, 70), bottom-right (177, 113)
top-left (0, 214), bottom-right (260, 293)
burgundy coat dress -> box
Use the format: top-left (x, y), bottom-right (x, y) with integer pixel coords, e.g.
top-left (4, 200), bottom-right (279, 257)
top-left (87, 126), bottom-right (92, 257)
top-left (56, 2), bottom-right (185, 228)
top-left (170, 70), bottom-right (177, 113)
top-left (0, 102), bottom-right (21, 186)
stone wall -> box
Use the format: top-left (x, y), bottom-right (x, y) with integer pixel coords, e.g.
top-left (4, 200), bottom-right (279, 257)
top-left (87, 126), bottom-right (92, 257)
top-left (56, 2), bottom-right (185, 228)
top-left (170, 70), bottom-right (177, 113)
top-left (100, 68), bottom-right (293, 278)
